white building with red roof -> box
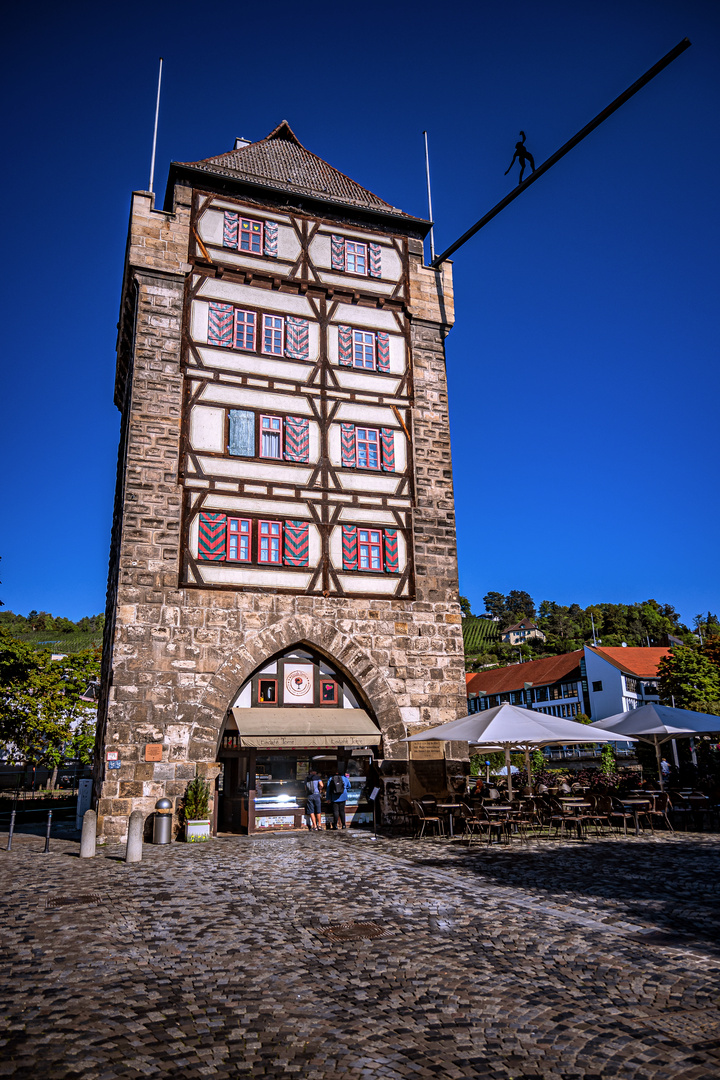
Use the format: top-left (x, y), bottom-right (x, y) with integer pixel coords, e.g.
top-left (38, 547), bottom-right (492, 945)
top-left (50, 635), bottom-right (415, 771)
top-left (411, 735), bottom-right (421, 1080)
top-left (583, 645), bottom-right (668, 718)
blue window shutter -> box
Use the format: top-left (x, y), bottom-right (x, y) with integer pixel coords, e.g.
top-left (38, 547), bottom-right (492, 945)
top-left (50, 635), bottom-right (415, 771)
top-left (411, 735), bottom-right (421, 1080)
top-left (228, 410), bottom-right (255, 456)
top-left (369, 243), bottom-right (382, 278)
top-left (264, 221), bottom-right (278, 258)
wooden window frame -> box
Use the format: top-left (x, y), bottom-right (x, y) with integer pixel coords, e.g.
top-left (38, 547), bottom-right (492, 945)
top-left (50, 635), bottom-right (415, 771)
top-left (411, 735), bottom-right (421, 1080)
top-left (345, 240), bottom-right (368, 276)
top-left (262, 314), bottom-right (285, 356)
top-left (234, 309), bottom-right (257, 351)
top-left (358, 528), bottom-right (383, 572)
top-left (239, 217), bottom-right (264, 254)
top-left (356, 426), bottom-right (380, 470)
top-left (257, 677), bottom-right (278, 704)
top-left (258, 519), bottom-right (282, 564)
top-left (352, 330), bottom-right (376, 370)
top-left (227, 517), bottom-right (252, 563)
top-left (260, 415), bottom-right (283, 460)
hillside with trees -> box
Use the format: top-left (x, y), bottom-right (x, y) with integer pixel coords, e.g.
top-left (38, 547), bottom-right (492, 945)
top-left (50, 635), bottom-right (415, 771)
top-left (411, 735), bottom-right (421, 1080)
top-left (0, 609), bottom-right (105, 654)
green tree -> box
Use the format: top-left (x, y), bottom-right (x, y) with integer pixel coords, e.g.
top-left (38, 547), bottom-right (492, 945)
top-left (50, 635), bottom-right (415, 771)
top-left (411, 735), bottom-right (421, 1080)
top-left (458, 595), bottom-right (473, 619)
top-left (657, 644), bottom-right (720, 714)
top-left (505, 590), bottom-right (536, 621)
top-left (482, 592), bottom-right (506, 620)
top-left (0, 630), bottom-right (100, 789)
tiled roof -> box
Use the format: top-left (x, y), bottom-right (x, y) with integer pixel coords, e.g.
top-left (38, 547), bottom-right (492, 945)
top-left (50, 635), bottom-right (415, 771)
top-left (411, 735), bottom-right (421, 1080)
top-left (466, 651), bottom-right (583, 696)
top-left (502, 619), bottom-right (541, 633)
top-left (590, 647), bottom-right (668, 678)
top-left (177, 120), bottom-right (415, 218)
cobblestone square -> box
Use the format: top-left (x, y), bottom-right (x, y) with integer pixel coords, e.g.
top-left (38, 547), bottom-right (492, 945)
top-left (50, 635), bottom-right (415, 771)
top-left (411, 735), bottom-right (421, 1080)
top-left (1, 828), bottom-right (719, 1078)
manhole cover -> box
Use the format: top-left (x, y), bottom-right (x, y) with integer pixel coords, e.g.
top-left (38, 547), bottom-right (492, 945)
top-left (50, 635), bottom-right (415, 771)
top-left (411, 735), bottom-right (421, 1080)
top-left (319, 921), bottom-right (392, 942)
top-left (46, 893), bottom-right (103, 909)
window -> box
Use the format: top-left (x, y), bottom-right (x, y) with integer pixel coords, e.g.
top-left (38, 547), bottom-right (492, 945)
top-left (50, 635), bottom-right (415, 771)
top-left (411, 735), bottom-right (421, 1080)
top-left (263, 315), bottom-right (284, 355)
top-left (227, 518), bottom-right (251, 562)
top-left (345, 240), bottom-right (367, 275)
top-left (240, 217), bottom-right (263, 254)
top-left (592, 680), bottom-right (603, 693)
top-left (260, 416), bottom-right (282, 458)
top-left (356, 427), bottom-right (380, 469)
top-left (625, 676), bottom-right (640, 694)
top-left (259, 520), bottom-right (282, 564)
top-left (358, 529), bottom-right (382, 571)
top-left (353, 330), bottom-right (375, 370)
top-left (234, 309), bottom-right (256, 351)
top-left (258, 678), bottom-right (277, 704)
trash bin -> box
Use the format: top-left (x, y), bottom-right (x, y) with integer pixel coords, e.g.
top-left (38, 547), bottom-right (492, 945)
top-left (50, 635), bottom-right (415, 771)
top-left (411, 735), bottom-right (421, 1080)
top-left (153, 798), bottom-right (173, 844)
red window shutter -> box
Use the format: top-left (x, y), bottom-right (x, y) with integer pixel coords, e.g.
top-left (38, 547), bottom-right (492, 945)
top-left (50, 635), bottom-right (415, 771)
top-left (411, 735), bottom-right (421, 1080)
top-left (341, 425), bottom-right (356, 467)
top-left (285, 317), bottom-right (309, 359)
top-left (384, 529), bottom-right (399, 573)
top-left (369, 243), bottom-right (382, 278)
top-left (338, 325), bottom-right (352, 366)
top-left (380, 428), bottom-right (395, 471)
top-left (264, 221), bottom-right (278, 257)
top-left (283, 520), bottom-right (310, 566)
top-left (198, 513), bottom-right (227, 561)
top-left (223, 212), bottom-right (239, 249)
top-left (284, 417), bottom-right (309, 462)
top-left (208, 302), bottom-right (234, 348)
top-left (331, 235), bottom-right (346, 271)
top-left (342, 525), bottom-right (358, 570)
top-left (377, 332), bottom-right (390, 372)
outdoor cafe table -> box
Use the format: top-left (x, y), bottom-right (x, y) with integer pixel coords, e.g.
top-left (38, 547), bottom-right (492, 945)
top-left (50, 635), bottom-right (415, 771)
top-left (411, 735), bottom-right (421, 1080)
top-left (436, 802), bottom-right (461, 837)
top-left (558, 800), bottom-right (592, 839)
top-left (619, 797), bottom-right (650, 836)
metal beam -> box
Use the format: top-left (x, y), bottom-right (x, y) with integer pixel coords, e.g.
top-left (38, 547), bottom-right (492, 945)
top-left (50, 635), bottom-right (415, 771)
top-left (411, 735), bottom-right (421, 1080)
top-left (430, 38), bottom-right (691, 269)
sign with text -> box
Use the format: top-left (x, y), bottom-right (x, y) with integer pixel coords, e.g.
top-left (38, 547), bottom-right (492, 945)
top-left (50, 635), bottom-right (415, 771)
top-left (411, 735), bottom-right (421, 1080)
top-left (145, 744), bottom-right (163, 762)
top-left (409, 740), bottom-right (445, 760)
top-left (106, 751), bottom-right (118, 761)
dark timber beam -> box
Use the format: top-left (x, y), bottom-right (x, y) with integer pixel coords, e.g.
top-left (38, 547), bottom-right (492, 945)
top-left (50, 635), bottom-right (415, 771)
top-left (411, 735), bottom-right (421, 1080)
top-left (430, 38), bottom-right (691, 269)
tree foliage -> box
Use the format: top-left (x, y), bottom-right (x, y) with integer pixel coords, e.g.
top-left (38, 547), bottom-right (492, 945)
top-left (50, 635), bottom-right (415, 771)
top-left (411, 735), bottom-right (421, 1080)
top-left (657, 640), bottom-right (720, 714)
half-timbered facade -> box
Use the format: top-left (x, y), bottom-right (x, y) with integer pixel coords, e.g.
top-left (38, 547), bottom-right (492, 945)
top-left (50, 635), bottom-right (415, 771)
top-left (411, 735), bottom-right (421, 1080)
top-left (96, 122), bottom-right (467, 838)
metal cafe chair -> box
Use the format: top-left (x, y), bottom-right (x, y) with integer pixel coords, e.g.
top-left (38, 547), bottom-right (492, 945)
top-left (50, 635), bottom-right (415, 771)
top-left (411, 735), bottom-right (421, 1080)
top-left (646, 792), bottom-right (674, 832)
top-left (411, 799), bottom-right (444, 839)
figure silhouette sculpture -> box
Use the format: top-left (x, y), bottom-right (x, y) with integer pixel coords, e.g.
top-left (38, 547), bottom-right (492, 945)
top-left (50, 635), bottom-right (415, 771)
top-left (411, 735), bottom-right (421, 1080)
top-left (505, 131), bottom-right (536, 185)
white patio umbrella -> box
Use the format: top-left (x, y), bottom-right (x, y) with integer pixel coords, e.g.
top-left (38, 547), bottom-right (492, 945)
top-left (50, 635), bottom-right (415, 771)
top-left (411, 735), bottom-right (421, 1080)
top-left (589, 703), bottom-right (720, 791)
top-left (405, 703), bottom-right (628, 799)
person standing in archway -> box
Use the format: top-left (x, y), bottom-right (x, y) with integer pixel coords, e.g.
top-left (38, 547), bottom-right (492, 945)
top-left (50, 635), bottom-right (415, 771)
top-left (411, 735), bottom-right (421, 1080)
top-left (327, 766), bottom-right (350, 830)
top-left (305, 769), bottom-right (324, 831)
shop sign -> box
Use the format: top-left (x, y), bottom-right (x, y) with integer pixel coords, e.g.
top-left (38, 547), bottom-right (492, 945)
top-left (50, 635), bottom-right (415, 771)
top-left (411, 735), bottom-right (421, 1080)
top-left (256, 816), bottom-right (296, 829)
top-left (145, 743), bottom-right (163, 762)
top-left (409, 740), bottom-right (445, 760)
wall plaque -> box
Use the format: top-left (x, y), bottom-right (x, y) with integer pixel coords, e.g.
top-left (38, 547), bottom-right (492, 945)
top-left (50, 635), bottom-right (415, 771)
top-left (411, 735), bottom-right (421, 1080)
top-left (106, 750), bottom-right (118, 761)
top-left (145, 743), bottom-right (163, 762)
top-left (409, 740), bottom-right (445, 760)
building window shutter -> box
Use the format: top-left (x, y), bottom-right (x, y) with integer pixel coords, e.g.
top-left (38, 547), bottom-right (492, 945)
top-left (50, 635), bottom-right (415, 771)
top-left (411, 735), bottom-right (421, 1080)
top-left (331, 235), bottom-right (346, 271)
top-left (208, 302), bottom-right (234, 348)
top-left (223, 212), bottom-right (239, 249)
top-left (369, 243), bottom-right (382, 278)
top-left (341, 424), bottom-right (356, 467)
top-left (342, 525), bottom-right (358, 570)
top-left (228, 409), bottom-right (255, 457)
top-left (338, 325), bottom-right (353, 366)
top-left (383, 529), bottom-right (399, 573)
top-left (380, 428), bottom-right (395, 471)
top-left (377, 332), bottom-right (390, 372)
top-left (283, 520), bottom-right (309, 566)
top-left (198, 513), bottom-right (228, 561)
top-left (264, 221), bottom-right (278, 258)
top-left (284, 417), bottom-right (309, 462)
top-left (285, 317), bottom-right (309, 359)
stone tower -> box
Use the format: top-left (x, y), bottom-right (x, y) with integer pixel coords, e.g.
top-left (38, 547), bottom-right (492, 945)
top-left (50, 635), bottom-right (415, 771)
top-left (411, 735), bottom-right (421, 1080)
top-left (95, 122), bottom-right (467, 839)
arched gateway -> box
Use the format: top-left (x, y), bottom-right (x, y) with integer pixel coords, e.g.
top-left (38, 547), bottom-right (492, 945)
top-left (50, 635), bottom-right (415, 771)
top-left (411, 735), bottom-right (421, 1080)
top-left (94, 121), bottom-right (467, 840)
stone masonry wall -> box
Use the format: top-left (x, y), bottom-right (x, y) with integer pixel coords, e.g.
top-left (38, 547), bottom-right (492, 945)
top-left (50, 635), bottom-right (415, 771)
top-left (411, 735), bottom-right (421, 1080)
top-left (95, 192), bottom-right (467, 840)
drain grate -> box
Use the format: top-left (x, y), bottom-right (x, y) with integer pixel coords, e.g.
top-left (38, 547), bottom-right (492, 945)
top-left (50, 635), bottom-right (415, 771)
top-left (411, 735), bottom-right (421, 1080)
top-left (319, 921), bottom-right (392, 942)
top-left (46, 893), bottom-right (103, 909)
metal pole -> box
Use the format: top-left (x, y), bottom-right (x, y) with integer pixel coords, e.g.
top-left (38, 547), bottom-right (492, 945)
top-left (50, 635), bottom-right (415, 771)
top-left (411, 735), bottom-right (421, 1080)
top-left (7, 809), bottom-right (16, 851)
top-left (422, 131), bottom-right (435, 263)
top-left (431, 37), bottom-right (691, 267)
top-left (148, 57), bottom-right (163, 195)
top-left (43, 810), bottom-right (52, 853)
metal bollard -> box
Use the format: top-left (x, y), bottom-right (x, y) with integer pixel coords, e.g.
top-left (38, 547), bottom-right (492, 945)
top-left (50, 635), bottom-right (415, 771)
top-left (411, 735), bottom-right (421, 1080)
top-left (125, 810), bottom-right (144, 863)
top-left (43, 810), bottom-right (52, 853)
top-left (7, 808), bottom-right (16, 851)
top-left (152, 799), bottom-right (172, 844)
top-left (80, 809), bottom-right (97, 858)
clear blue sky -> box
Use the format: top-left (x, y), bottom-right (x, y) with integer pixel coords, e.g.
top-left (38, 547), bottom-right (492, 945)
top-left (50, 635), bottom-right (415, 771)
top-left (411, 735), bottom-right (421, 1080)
top-left (1, 0), bottom-right (718, 626)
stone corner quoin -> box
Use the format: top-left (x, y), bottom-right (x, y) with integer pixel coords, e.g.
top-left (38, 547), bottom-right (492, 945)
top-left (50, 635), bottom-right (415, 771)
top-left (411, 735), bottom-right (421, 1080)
top-left (94, 126), bottom-right (468, 841)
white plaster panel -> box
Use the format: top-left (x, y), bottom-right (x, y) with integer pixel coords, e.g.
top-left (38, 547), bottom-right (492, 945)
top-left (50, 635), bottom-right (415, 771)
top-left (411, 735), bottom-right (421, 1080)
top-left (199, 383), bottom-right (314, 414)
top-left (200, 566), bottom-right (313, 589)
top-left (339, 473), bottom-right (400, 494)
top-left (318, 272), bottom-right (395, 296)
top-left (203, 495), bottom-right (311, 517)
top-left (308, 422), bottom-right (320, 463)
top-left (277, 227), bottom-right (301, 262)
top-left (189, 406), bottom-right (224, 453)
top-left (197, 347), bottom-right (312, 383)
top-left (335, 403), bottom-right (400, 425)
top-left (189, 515), bottom-right (198, 552)
top-left (317, 225), bottom-right (392, 245)
top-left (207, 200), bottom-right (293, 223)
top-left (393, 431), bottom-right (407, 472)
top-left (329, 526), bottom-right (342, 569)
top-left (338, 508), bottom-right (398, 525)
top-left (235, 683), bottom-right (252, 707)
top-left (192, 301), bottom-right (209, 344)
top-left (214, 482), bottom-right (239, 491)
top-left (198, 279), bottom-right (313, 317)
top-left (334, 370), bottom-right (402, 394)
top-left (331, 305), bottom-right (399, 332)
top-left (328, 425), bottom-right (341, 468)
top-left (204, 249), bottom-right (294, 275)
top-left (197, 456), bottom-right (312, 485)
top-left (337, 575), bottom-right (399, 595)
top-left (308, 233), bottom-right (331, 270)
top-left (197, 209), bottom-right (225, 247)
top-left (308, 523), bottom-right (321, 567)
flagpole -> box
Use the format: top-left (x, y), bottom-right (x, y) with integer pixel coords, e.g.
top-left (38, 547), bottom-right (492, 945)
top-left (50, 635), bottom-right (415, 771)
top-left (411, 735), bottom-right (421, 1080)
top-left (149, 58), bottom-right (163, 195)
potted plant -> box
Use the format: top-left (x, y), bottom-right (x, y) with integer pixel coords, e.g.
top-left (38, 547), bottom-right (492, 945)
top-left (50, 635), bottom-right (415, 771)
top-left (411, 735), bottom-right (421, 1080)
top-left (182, 776), bottom-right (211, 842)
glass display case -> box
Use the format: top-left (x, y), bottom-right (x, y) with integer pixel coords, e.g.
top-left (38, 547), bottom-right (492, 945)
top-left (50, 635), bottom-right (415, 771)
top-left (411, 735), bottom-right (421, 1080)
top-left (254, 779), bottom-right (306, 811)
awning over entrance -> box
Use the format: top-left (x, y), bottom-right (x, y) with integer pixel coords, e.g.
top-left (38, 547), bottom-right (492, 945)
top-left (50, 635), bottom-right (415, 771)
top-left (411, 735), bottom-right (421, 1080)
top-left (230, 708), bottom-right (382, 749)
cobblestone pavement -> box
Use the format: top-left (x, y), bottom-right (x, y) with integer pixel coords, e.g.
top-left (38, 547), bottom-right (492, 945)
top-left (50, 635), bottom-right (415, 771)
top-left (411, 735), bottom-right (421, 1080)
top-left (1, 826), bottom-right (720, 1079)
